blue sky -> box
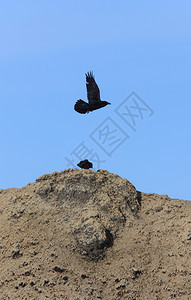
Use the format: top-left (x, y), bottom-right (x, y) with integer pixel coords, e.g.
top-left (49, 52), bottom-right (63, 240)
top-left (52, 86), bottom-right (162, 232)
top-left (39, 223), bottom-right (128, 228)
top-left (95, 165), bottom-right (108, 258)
top-left (0, 1), bottom-right (190, 200)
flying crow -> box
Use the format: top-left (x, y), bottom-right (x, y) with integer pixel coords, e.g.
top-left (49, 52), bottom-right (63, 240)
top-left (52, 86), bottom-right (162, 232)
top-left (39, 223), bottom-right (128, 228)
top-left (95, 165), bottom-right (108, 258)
top-left (77, 159), bottom-right (93, 169)
top-left (74, 72), bottom-right (111, 114)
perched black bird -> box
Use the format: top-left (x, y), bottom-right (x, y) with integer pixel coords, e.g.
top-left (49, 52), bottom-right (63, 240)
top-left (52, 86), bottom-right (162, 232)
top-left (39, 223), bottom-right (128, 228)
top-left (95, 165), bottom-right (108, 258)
top-left (74, 71), bottom-right (111, 114)
top-left (77, 159), bottom-right (93, 169)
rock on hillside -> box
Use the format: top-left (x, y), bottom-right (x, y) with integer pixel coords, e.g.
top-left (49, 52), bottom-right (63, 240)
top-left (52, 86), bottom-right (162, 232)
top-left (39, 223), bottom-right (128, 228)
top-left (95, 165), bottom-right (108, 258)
top-left (35, 169), bottom-right (140, 260)
top-left (0, 169), bottom-right (191, 299)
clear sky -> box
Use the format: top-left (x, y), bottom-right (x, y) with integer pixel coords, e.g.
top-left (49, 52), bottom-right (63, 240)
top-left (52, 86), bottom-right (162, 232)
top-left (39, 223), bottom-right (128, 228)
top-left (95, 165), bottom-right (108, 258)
top-left (0, 1), bottom-right (191, 200)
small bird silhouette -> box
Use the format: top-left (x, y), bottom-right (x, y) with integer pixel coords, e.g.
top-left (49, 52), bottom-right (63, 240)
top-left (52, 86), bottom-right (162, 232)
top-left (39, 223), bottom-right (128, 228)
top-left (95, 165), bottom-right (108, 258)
top-left (74, 71), bottom-right (111, 114)
top-left (77, 159), bottom-right (93, 169)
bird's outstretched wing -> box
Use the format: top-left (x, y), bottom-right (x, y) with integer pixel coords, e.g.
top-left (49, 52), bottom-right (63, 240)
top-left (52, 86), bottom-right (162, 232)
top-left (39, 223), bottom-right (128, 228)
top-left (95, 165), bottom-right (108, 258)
top-left (86, 71), bottom-right (100, 104)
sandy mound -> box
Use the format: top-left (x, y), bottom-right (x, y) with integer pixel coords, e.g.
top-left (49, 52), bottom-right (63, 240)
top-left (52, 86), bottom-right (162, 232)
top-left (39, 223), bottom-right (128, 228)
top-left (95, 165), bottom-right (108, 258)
top-left (0, 169), bottom-right (190, 299)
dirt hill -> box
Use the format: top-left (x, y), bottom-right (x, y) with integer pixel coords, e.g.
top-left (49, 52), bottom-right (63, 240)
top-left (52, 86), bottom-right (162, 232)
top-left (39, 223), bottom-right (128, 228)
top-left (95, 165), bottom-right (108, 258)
top-left (0, 169), bottom-right (190, 299)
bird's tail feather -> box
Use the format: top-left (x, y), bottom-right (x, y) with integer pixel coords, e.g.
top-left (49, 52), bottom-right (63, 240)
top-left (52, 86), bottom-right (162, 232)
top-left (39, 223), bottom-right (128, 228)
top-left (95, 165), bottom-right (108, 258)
top-left (74, 99), bottom-right (89, 114)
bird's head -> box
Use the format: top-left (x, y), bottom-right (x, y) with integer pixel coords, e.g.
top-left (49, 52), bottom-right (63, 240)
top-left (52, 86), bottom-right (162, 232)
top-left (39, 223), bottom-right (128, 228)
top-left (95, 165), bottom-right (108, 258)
top-left (101, 101), bottom-right (111, 107)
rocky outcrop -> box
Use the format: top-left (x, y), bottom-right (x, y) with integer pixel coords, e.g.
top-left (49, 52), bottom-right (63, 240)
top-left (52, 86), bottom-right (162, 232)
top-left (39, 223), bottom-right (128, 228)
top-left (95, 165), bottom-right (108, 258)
top-left (35, 169), bottom-right (140, 260)
top-left (0, 169), bottom-right (190, 299)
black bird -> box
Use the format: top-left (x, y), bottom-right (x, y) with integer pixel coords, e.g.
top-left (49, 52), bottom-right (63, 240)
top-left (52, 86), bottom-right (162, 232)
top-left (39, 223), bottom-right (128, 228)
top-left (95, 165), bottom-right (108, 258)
top-left (77, 159), bottom-right (93, 169)
top-left (74, 71), bottom-right (111, 114)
